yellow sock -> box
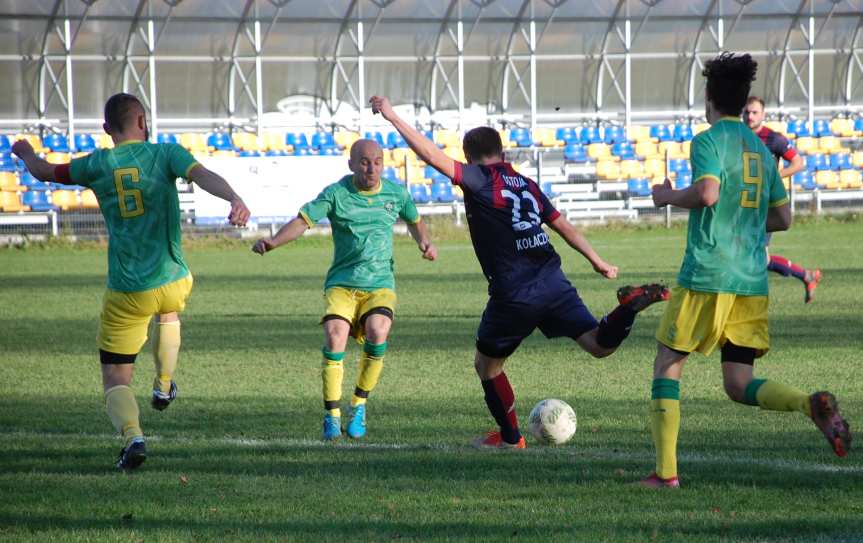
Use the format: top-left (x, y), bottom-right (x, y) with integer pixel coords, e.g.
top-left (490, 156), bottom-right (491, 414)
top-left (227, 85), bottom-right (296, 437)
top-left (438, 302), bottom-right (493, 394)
top-left (352, 342), bottom-right (386, 406)
top-left (105, 385), bottom-right (143, 446)
top-left (744, 379), bottom-right (811, 416)
top-left (322, 349), bottom-right (344, 417)
top-left (650, 379), bottom-right (681, 480)
top-left (151, 320), bottom-right (181, 394)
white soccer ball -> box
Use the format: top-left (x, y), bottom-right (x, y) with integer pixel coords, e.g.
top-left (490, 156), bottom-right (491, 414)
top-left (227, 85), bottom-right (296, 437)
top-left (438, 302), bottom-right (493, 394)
top-left (528, 399), bottom-right (577, 445)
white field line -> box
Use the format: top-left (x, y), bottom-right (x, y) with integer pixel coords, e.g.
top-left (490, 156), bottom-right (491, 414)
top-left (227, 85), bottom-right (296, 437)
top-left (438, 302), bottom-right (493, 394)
top-left (2, 430), bottom-right (862, 474)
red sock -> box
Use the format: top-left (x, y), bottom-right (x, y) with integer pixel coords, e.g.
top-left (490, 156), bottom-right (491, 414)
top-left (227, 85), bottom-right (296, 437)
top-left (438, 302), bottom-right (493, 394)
top-left (481, 372), bottom-right (520, 443)
top-left (768, 255), bottom-right (807, 281)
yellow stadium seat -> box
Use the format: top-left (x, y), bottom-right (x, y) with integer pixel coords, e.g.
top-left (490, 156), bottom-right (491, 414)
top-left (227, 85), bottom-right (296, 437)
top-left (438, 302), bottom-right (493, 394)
top-left (211, 150), bottom-right (237, 158)
top-left (499, 130), bottom-right (516, 149)
top-left (444, 146), bottom-right (465, 162)
top-left (51, 189), bottom-right (79, 210)
top-left (815, 170), bottom-right (839, 189)
top-left (694, 123), bottom-right (711, 136)
top-left (534, 128), bottom-right (562, 148)
top-left (635, 141), bottom-right (657, 158)
top-left (658, 141), bottom-right (681, 158)
top-left (434, 130), bottom-right (459, 148)
top-left (262, 132), bottom-right (288, 152)
top-left (629, 125), bottom-right (651, 143)
top-left (619, 159), bottom-right (644, 179)
top-left (682, 140), bottom-right (691, 157)
top-left (596, 160), bottom-right (621, 180)
top-left (81, 189), bottom-right (99, 208)
top-left (839, 169), bottom-right (863, 188)
top-left (587, 143), bottom-right (611, 161)
top-left (764, 121), bottom-right (788, 136)
top-left (180, 133), bottom-right (208, 153)
top-left (644, 158), bottom-right (666, 178)
top-left (831, 118), bottom-right (855, 138)
top-left (818, 136), bottom-right (841, 154)
top-left (794, 137), bottom-right (817, 154)
top-left (0, 172), bottom-right (19, 191)
top-left (334, 131), bottom-right (360, 150)
top-left (852, 151), bottom-right (863, 168)
top-left (13, 134), bottom-right (46, 154)
top-left (0, 191), bottom-right (25, 212)
top-left (97, 134), bottom-right (114, 149)
top-left (232, 132), bottom-right (263, 152)
top-left (45, 152), bottom-right (71, 164)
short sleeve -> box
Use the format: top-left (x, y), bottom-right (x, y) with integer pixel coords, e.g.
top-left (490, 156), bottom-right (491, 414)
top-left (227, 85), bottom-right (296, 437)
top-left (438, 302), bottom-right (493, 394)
top-left (298, 187), bottom-right (334, 227)
top-left (452, 162), bottom-right (487, 193)
top-left (399, 188), bottom-right (420, 224)
top-left (167, 143), bottom-right (199, 180)
top-left (690, 134), bottom-right (722, 185)
top-left (67, 153), bottom-right (94, 186)
top-left (767, 161), bottom-right (789, 208)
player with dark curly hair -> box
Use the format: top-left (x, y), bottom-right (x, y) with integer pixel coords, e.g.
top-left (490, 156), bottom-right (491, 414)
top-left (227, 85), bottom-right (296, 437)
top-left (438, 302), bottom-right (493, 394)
top-left (642, 53), bottom-right (851, 488)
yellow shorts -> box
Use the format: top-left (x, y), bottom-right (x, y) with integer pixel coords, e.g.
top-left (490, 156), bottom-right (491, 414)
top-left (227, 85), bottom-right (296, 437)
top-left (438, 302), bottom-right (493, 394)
top-left (322, 287), bottom-right (397, 344)
top-left (655, 286), bottom-right (769, 357)
top-left (98, 275), bottom-right (194, 355)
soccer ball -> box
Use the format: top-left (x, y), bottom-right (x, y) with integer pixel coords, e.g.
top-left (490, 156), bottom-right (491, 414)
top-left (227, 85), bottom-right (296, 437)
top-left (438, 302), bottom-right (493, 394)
top-left (528, 399), bottom-right (577, 445)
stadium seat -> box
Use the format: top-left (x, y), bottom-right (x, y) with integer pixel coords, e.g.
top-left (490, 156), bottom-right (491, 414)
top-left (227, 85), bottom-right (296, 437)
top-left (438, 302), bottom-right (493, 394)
top-left (669, 158), bottom-right (691, 175)
top-left (74, 133), bottom-right (96, 152)
top-left (794, 137), bottom-right (817, 155)
top-left (0, 171), bottom-right (19, 191)
top-left (509, 128), bottom-right (533, 147)
top-left (587, 143), bottom-right (611, 161)
top-left (536, 127), bottom-right (562, 147)
top-left (693, 122), bottom-right (711, 136)
top-left (673, 124), bottom-right (694, 142)
top-left (311, 132), bottom-right (337, 150)
top-left (444, 146), bottom-right (466, 162)
top-left (792, 171), bottom-right (816, 190)
top-left (0, 153), bottom-right (16, 172)
top-left (619, 159), bottom-right (643, 179)
top-left (787, 119), bottom-right (810, 138)
top-left (22, 189), bottom-right (54, 211)
top-left (180, 133), bottom-right (207, 153)
top-left (604, 125), bottom-right (627, 144)
top-left (596, 159), bottom-right (621, 180)
top-left (556, 127), bottom-right (578, 145)
top-left (97, 133), bottom-right (114, 149)
top-left (829, 153), bottom-right (852, 171)
top-left (45, 152), bottom-right (71, 165)
top-left (498, 129), bottom-right (516, 149)
top-left (15, 134), bottom-right (46, 154)
top-left (635, 141), bottom-right (658, 159)
top-left (362, 131), bottom-right (385, 148)
top-left (611, 142), bottom-right (635, 159)
top-left (580, 126), bottom-right (603, 145)
top-left (818, 136), bottom-right (842, 155)
top-left (540, 181), bottom-right (557, 198)
top-left (286, 132), bottom-right (310, 150)
top-left (431, 182), bottom-right (454, 203)
top-left (238, 150), bottom-right (261, 157)
top-left (815, 170), bottom-right (839, 189)
top-left (0, 191), bottom-right (25, 212)
top-left (852, 151), bottom-right (863, 168)
top-left (334, 130), bottom-right (359, 150)
top-left (157, 133), bottom-right (178, 145)
top-left (675, 172), bottom-right (692, 189)
top-left (207, 133), bottom-right (234, 151)
top-left (649, 124), bottom-right (672, 142)
top-left (839, 168), bottom-right (863, 189)
top-left (19, 171), bottom-right (47, 191)
top-left (830, 118), bottom-right (855, 138)
top-left (813, 119), bottom-right (831, 137)
top-left (629, 125), bottom-right (651, 143)
top-left (564, 144), bottom-right (588, 162)
top-left (50, 189), bottom-right (79, 210)
top-left (42, 133), bottom-right (70, 152)
top-left (658, 141), bottom-right (683, 158)
top-left (0, 134), bottom-right (9, 152)
top-left (764, 121), bottom-right (788, 136)
top-left (293, 147), bottom-right (312, 156)
top-left (81, 189), bottom-right (99, 208)
top-left (385, 132), bottom-right (407, 149)
top-left (854, 118), bottom-right (863, 136)
top-left (232, 132), bottom-right (263, 152)
top-left (644, 158), bottom-right (666, 178)
top-left (409, 184), bottom-right (431, 204)
top-left (627, 178), bottom-right (651, 197)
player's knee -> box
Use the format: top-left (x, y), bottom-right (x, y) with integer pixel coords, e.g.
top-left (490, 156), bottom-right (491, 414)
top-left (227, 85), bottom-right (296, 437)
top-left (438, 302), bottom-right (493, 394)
top-left (723, 379), bottom-right (747, 403)
top-left (589, 346), bottom-right (615, 359)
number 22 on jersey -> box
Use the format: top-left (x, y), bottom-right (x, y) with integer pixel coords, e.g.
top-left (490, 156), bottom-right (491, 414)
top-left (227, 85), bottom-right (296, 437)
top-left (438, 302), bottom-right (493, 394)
top-left (113, 167), bottom-right (145, 218)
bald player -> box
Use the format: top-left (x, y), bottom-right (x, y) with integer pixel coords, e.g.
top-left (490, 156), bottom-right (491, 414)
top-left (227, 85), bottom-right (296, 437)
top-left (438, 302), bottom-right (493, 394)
top-left (253, 139), bottom-right (437, 441)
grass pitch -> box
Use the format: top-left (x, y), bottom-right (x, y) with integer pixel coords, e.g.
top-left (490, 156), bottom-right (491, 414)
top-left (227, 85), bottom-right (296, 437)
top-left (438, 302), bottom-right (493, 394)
top-left (1, 219), bottom-right (861, 542)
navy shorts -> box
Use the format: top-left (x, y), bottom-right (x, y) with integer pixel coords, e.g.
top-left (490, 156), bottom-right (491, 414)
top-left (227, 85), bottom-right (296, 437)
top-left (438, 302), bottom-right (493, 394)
top-left (475, 276), bottom-right (598, 359)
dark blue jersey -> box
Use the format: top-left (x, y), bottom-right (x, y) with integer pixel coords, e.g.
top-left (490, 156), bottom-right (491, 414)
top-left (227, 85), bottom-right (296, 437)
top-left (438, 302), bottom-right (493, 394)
top-left (756, 126), bottom-right (798, 163)
top-left (452, 161), bottom-right (562, 297)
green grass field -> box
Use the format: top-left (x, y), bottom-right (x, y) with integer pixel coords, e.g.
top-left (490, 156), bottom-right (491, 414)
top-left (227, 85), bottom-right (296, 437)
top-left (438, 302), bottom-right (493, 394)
top-left (1, 219), bottom-right (862, 542)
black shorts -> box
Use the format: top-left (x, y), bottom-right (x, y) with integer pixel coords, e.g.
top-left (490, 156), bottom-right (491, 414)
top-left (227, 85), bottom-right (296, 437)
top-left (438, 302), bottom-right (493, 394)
top-left (476, 275), bottom-right (598, 359)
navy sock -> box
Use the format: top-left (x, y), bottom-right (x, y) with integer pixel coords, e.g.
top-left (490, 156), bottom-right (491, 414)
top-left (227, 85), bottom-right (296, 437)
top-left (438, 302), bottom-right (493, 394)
top-left (768, 255), bottom-right (807, 281)
top-left (480, 373), bottom-right (521, 444)
top-left (596, 304), bottom-right (637, 349)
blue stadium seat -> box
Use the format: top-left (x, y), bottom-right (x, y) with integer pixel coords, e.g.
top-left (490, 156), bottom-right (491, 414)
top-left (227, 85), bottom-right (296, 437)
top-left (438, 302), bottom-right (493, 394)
top-left (431, 182), bottom-right (454, 203)
top-left (293, 147), bottom-right (312, 156)
top-left (19, 171), bottom-right (49, 191)
top-left (555, 128), bottom-right (570, 143)
top-left (564, 144), bottom-right (588, 162)
top-left (238, 150), bottom-right (261, 157)
top-left (410, 184), bottom-right (431, 204)
top-left (787, 120), bottom-right (809, 138)
top-left (813, 119), bottom-right (831, 137)
top-left (22, 190), bottom-right (54, 211)
top-left (509, 128), bottom-right (533, 147)
top-left (363, 131), bottom-right (385, 148)
top-left (207, 133), bottom-right (233, 151)
top-left (580, 126), bottom-right (603, 144)
top-left (805, 154), bottom-right (826, 171)
top-left (265, 149), bottom-right (289, 157)
top-left (675, 172), bottom-right (692, 189)
top-left (829, 154), bottom-right (852, 171)
top-left (649, 124), bottom-right (672, 142)
top-left (627, 178), bottom-right (651, 197)
top-left (157, 133), bottom-right (178, 145)
top-left (43, 133), bottom-right (70, 152)
top-left (0, 154), bottom-right (15, 172)
top-left (611, 142), bottom-right (635, 159)
top-left (286, 132), bottom-right (309, 149)
top-left (673, 124), bottom-right (694, 142)
top-left (540, 181), bottom-right (557, 198)
top-left (0, 135), bottom-right (9, 152)
top-left (386, 132), bottom-right (407, 149)
top-left (855, 118), bottom-right (863, 133)
top-left (604, 125), bottom-right (626, 144)
top-left (384, 167), bottom-right (398, 180)
top-left (792, 171), bottom-right (815, 189)
top-left (320, 147), bottom-right (339, 156)
top-left (74, 133), bottom-right (96, 152)
top-left (669, 158), bottom-right (691, 174)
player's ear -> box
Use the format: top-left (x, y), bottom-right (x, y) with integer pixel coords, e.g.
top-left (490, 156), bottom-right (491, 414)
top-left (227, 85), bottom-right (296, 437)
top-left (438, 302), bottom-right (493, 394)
top-left (137, 114), bottom-right (146, 131)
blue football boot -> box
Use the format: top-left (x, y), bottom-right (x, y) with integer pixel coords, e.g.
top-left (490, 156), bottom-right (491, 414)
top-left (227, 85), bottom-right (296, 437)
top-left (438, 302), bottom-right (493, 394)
top-left (347, 404), bottom-right (367, 439)
top-left (323, 414), bottom-right (342, 441)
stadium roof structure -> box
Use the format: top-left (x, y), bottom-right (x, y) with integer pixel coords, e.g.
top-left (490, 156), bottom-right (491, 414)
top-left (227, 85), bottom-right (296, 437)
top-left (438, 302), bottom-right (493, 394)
top-left (1, 0), bottom-right (862, 146)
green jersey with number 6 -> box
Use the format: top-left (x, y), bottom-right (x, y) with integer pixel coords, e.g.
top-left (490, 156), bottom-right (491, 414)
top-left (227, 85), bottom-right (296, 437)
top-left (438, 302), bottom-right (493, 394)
top-left (68, 141), bottom-right (199, 292)
top-left (678, 117), bottom-right (789, 296)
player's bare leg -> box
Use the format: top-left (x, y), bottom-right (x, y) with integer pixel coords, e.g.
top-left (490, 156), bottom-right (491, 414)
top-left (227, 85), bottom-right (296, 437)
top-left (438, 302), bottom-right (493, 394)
top-left (101, 361), bottom-right (146, 470)
top-left (473, 351), bottom-right (525, 449)
top-left (322, 318), bottom-right (350, 440)
top-left (347, 313), bottom-right (392, 439)
top-left (151, 312), bottom-right (181, 411)
top-left (638, 344), bottom-right (687, 488)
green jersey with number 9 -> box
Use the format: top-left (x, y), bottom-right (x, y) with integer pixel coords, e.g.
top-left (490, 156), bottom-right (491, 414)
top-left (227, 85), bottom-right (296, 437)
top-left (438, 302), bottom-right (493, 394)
top-left (678, 117), bottom-right (789, 296)
top-left (68, 141), bottom-right (199, 292)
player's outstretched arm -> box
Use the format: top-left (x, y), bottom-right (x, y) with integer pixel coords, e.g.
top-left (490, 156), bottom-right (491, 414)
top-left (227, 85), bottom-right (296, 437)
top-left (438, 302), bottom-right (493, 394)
top-left (369, 96), bottom-right (455, 179)
top-left (766, 202), bottom-right (792, 232)
top-left (652, 178), bottom-right (719, 209)
top-left (251, 216), bottom-right (309, 255)
top-left (11, 140), bottom-right (56, 182)
top-left (188, 164), bottom-right (250, 226)
top-left (406, 220), bottom-right (437, 261)
top-left (547, 215), bottom-right (618, 279)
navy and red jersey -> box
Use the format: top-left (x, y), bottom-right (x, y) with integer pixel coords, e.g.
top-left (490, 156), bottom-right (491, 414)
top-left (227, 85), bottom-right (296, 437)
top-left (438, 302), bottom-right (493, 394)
top-left (756, 126), bottom-right (798, 163)
top-left (452, 161), bottom-right (562, 297)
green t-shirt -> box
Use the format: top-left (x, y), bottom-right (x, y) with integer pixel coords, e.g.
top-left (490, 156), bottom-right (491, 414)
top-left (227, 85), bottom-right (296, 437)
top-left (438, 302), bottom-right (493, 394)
top-left (678, 118), bottom-right (789, 296)
top-left (69, 141), bottom-right (198, 292)
top-left (299, 175), bottom-right (420, 291)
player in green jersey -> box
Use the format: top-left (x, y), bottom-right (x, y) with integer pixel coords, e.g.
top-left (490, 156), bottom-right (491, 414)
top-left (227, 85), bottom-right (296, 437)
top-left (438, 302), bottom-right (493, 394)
top-left (12, 93), bottom-right (250, 470)
top-left (252, 139), bottom-right (436, 441)
top-left (640, 53), bottom-right (851, 488)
